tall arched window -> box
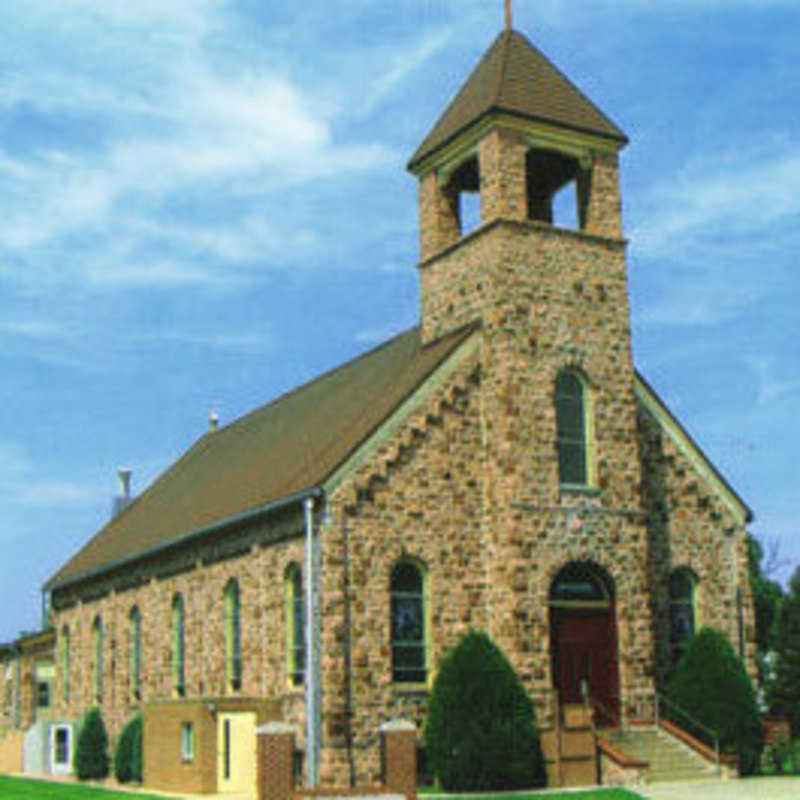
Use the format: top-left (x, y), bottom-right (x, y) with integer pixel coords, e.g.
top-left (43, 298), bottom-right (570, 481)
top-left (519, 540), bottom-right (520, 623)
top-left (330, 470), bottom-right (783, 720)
top-left (129, 607), bottom-right (142, 701)
top-left (61, 626), bottom-right (70, 705)
top-left (225, 580), bottom-right (242, 692)
top-left (390, 561), bottom-right (427, 684)
top-left (555, 369), bottom-right (590, 485)
top-left (172, 595), bottom-right (185, 697)
top-left (669, 568), bottom-right (697, 665)
top-left (285, 564), bottom-right (305, 687)
top-left (92, 616), bottom-right (103, 705)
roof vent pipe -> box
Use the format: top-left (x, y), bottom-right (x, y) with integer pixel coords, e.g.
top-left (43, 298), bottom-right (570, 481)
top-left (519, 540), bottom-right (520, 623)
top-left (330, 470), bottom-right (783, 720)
top-left (209, 411), bottom-right (220, 433)
top-left (111, 467), bottom-right (133, 519)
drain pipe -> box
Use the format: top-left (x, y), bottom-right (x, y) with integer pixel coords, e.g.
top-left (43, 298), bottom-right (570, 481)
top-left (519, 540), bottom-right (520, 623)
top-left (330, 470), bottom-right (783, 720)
top-left (305, 494), bottom-right (320, 787)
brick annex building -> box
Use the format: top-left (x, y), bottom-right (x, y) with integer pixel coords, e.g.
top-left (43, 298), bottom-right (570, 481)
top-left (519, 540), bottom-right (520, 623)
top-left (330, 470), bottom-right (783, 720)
top-left (1, 25), bottom-right (755, 794)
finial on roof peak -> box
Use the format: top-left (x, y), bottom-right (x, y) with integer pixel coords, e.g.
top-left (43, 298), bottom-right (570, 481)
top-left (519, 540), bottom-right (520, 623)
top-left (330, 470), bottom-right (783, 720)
top-left (505, 0), bottom-right (513, 30)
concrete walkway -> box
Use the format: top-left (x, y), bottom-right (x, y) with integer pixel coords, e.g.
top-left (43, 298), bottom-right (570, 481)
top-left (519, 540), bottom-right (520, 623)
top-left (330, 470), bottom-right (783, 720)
top-left (638, 777), bottom-right (800, 800)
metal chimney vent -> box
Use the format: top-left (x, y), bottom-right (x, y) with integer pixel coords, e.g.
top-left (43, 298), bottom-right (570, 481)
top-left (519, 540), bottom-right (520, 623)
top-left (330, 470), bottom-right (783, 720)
top-left (111, 467), bottom-right (133, 519)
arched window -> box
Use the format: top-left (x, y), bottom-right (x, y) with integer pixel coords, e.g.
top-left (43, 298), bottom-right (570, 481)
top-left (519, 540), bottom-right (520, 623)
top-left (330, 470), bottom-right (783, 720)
top-left (549, 562), bottom-right (612, 606)
top-left (669, 569), bottom-right (697, 665)
top-left (92, 616), bottom-right (103, 704)
top-left (129, 607), bottom-right (142, 701)
top-left (224, 580), bottom-right (242, 692)
top-left (285, 564), bottom-right (305, 687)
top-left (555, 369), bottom-right (591, 486)
top-left (61, 626), bottom-right (70, 705)
top-left (390, 561), bottom-right (427, 684)
top-left (172, 595), bottom-right (185, 697)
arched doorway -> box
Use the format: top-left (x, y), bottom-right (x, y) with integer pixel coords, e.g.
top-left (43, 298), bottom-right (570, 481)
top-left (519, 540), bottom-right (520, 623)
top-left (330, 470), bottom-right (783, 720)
top-left (549, 562), bottom-right (619, 727)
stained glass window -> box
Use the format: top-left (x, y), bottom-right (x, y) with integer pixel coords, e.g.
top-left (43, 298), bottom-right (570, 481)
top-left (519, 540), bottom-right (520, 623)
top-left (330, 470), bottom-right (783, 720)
top-left (391, 562), bottom-right (426, 683)
top-left (92, 616), bottom-right (103, 704)
top-left (61, 626), bottom-right (70, 704)
top-left (129, 606), bottom-right (142, 701)
top-left (172, 595), bottom-right (185, 697)
top-left (286, 565), bottom-right (305, 686)
top-left (669, 569), bottom-right (696, 665)
top-left (556, 370), bottom-right (587, 485)
top-left (225, 580), bottom-right (242, 691)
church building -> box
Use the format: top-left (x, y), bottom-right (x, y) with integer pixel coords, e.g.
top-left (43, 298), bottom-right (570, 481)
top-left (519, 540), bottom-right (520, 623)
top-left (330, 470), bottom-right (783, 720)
top-left (5, 23), bottom-right (755, 794)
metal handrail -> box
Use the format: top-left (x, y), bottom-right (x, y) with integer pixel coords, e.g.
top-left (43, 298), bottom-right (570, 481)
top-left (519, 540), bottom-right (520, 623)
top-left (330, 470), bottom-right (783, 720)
top-left (655, 691), bottom-right (720, 774)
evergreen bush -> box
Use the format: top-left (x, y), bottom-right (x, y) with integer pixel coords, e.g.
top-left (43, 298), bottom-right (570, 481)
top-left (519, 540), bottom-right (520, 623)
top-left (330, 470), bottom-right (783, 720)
top-left (114, 714), bottom-right (142, 783)
top-left (666, 627), bottom-right (763, 775)
top-left (130, 715), bottom-right (143, 783)
top-left (769, 568), bottom-right (800, 734)
top-left (425, 630), bottom-right (545, 791)
top-left (74, 707), bottom-right (110, 780)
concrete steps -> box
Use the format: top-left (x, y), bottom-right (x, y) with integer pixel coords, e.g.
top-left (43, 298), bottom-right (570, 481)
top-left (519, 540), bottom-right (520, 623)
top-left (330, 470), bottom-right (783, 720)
top-left (605, 726), bottom-right (718, 784)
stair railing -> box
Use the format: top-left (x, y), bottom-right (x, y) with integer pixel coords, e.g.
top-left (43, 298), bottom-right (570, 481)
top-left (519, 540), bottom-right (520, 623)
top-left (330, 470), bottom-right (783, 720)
top-left (655, 691), bottom-right (721, 775)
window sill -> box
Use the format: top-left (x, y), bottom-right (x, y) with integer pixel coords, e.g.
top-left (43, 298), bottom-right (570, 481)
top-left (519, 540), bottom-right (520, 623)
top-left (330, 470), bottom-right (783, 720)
top-left (391, 683), bottom-right (429, 695)
top-left (559, 483), bottom-right (601, 497)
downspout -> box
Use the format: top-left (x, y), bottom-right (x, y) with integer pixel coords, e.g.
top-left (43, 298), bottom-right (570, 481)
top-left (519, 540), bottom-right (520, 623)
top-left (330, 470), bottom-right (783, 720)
top-left (304, 495), bottom-right (320, 787)
top-left (14, 645), bottom-right (21, 729)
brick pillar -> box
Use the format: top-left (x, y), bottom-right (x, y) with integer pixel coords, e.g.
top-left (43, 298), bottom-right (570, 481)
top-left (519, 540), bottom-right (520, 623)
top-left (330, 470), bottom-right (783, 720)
top-left (419, 171), bottom-right (460, 262)
top-left (583, 151), bottom-right (623, 240)
top-left (380, 720), bottom-right (417, 800)
top-left (478, 128), bottom-right (527, 225)
top-left (258, 723), bottom-right (296, 800)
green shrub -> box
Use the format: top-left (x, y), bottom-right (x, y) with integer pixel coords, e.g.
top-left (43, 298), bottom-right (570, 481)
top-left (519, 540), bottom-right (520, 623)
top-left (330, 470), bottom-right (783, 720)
top-left (130, 716), bottom-right (143, 783)
top-left (425, 630), bottom-right (545, 791)
top-left (769, 568), bottom-right (800, 734)
top-left (114, 715), bottom-right (142, 783)
top-left (666, 627), bottom-right (763, 775)
top-left (74, 707), bottom-right (110, 780)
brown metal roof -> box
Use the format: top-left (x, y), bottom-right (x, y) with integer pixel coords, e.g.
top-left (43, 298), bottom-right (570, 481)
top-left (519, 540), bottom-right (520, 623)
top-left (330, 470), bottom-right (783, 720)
top-left (48, 326), bottom-right (475, 589)
top-left (408, 28), bottom-right (627, 171)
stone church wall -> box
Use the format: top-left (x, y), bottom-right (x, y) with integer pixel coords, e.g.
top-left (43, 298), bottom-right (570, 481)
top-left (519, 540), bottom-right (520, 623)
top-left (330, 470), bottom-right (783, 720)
top-left (638, 404), bottom-right (756, 684)
top-left (51, 525), bottom-right (308, 745)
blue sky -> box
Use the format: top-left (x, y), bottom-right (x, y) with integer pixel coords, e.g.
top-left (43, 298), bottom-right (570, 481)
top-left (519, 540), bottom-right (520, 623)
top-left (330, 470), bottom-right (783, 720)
top-left (0, 1), bottom-right (797, 643)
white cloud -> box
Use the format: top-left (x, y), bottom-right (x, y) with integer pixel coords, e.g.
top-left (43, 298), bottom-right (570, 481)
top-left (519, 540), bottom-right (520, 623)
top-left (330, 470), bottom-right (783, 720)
top-left (744, 355), bottom-right (800, 408)
top-left (632, 145), bottom-right (800, 257)
top-left (0, 320), bottom-right (65, 340)
top-left (84, 259), bottom-right (227, 289)
top-left (359, 29), bottom-right (452, 117)
top-left (14, 482), bottom-right (98, 507)
top-left (137, 329), bottom-right (272, 354)
top-left (0, 440), bottom-right (97, 508)
top-left (0, 1), bottom-right (393, 291)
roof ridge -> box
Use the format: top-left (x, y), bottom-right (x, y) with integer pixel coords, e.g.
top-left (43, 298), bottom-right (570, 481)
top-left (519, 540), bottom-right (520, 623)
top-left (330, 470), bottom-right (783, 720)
top-left (492, 28), bottom-right (512, 107)
top-left (517, 30), bottom-right (628, 144)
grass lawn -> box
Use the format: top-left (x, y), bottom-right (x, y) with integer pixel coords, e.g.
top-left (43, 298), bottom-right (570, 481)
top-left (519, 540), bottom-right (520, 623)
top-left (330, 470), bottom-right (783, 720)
top-left (420, 792), bottom-right (640, 800)
top-left (0, 776), bottom-right (166, 799)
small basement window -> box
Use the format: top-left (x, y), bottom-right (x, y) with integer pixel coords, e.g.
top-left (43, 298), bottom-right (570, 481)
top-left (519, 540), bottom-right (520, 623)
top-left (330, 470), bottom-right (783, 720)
top-left (36, 681), bottom-right (50, 708)
top-left (181, 722), bottom-right (195, 762)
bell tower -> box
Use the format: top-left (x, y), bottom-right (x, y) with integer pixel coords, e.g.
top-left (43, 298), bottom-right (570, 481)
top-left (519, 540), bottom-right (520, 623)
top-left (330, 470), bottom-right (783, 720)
top-left (408, 27), bottom-right (628, 344)
top-left (408, 28), bottom-right (658, 721)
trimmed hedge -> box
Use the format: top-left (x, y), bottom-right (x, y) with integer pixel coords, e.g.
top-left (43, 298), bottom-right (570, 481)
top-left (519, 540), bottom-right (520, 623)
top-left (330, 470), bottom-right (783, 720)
top-left (74, 708), bottom-right (110, 780)
top-left (666, 627), bottom-right (763, 775)
top-left (114, 715), bottom-right (142, 783)
top-left (425, 630), bottom-right (545, 791)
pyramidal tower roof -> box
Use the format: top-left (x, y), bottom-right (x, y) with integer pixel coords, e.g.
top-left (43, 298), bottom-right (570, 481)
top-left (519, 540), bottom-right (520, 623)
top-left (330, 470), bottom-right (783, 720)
top-left (408, 28), bottom-right (627, 171)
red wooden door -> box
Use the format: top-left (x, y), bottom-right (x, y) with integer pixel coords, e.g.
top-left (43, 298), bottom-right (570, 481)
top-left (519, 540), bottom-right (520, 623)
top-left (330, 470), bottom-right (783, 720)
top-left (551, 608), bottom-right (619, 727)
